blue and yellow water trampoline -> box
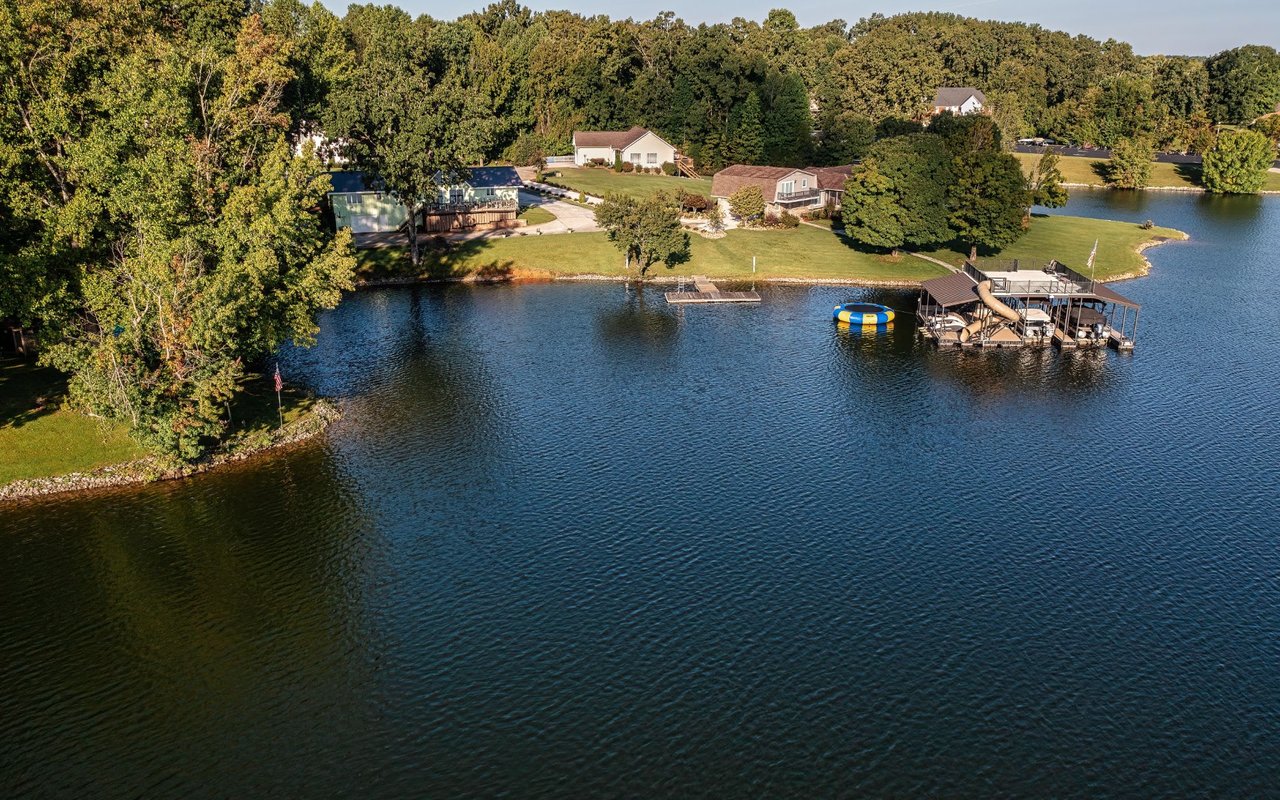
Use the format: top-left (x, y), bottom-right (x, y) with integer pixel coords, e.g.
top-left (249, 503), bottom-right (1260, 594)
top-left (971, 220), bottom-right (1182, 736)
top-left (832, 302), bottom-right (895, 326)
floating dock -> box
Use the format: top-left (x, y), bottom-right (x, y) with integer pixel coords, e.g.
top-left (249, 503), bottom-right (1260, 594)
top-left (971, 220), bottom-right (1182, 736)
top-left (665, 275), bottom-right (761, 304)
top-left (917, 260), bottom-right (1140, 351)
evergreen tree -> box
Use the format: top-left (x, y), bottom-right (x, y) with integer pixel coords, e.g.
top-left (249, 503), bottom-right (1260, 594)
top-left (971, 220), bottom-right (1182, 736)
top-left (763, 72), bottom-right (812, 166)
top-left (728, 91), bottom-right (765, 165)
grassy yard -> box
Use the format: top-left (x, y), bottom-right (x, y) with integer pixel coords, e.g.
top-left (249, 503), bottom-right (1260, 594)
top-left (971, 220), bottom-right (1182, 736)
top-left (517, 205), bottom-right (556, 225)
top-left (357, 214), bottom-right (1178, 284)
top-left (1015, 153), bottom-right (1280, 191)
top-left (1, 359), bottom-right (317, 487)
top-left (918, 214), bottom-right (1185, 279)
top-left (543, 166), bottom-right (714, 201)
top-left (0, 360), bottom-right (144, 485)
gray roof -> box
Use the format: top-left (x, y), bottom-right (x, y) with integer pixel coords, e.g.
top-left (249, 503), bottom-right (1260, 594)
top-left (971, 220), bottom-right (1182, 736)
top-left (933, 87), bottom-right (987, 108)
top-left (920, 272), bottom-right (980, 308)
top-left (326, 171), bottom-right (376, 193)
top-left (432, 166), bottom-right (523, 188)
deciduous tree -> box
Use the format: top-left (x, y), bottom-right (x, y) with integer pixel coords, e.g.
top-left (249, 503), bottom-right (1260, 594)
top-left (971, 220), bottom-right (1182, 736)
top-left (594, 193), bottom-right (690, 277)
top-left (948, 150), bottom-right (1031, 258)
top-left (1105, 137), bottom-right (1154, 189)
top-left (728, 185), bottom-right (766, 223)
top-left (1202, 129), bottom-right (1275, 194)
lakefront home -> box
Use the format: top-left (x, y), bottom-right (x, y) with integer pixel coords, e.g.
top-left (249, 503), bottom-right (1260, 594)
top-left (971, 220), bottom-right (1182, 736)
top-left (710, 164), bottom-right (855, 217)
top-left (572, 126), bottom-right (677, 168)
top-left (932, 87), bottom-right (987, 115)
top-left (328, 166), bottom-right (523, 233)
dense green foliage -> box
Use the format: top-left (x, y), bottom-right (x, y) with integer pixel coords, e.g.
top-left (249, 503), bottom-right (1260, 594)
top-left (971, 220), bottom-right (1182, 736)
top-left (1027, 152), bottom-right (1070, 208)
top-left (1105, 138), bottom-right (1156, 189)
top-left (1206, 46), bottom-right (1280, 124)
top-left (1201, 130), bottom-right (1276, 194)
top-left (1, 0), bottom-right (354, 459)
top-left (728, 186), bottom-right (767, 223)
top-left (594, 193), bottom-right (690, 276)
top-left (948, 151), bottom-right (1031, 256)
top-left (841, 134), bottom-right (954, 251)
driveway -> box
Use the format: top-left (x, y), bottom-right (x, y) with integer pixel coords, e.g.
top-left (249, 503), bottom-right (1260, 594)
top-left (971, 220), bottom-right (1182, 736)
top-left (515, 189), bottom-right (600, 234)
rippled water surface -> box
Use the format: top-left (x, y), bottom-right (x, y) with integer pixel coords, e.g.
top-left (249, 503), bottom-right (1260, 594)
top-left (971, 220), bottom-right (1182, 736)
top-left (3, 192), bottom-right (1279, 797)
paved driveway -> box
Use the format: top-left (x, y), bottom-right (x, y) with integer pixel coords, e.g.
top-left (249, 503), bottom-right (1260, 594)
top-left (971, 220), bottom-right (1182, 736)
top-left (516, 189), bottom-right (600, 233)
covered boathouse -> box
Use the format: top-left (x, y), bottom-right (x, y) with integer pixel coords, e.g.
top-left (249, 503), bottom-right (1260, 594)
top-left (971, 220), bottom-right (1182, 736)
top-left (917, 260), bottom-right (1141, 350)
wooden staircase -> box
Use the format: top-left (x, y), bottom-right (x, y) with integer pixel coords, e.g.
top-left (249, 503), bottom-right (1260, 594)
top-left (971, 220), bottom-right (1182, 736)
top-left (674, 154), bottom-right (702, 179)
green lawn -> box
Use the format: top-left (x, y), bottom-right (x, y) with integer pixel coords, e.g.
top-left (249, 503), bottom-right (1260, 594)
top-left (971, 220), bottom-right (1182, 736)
top-left (1016, 153), bottom-right (1280, 191)
top-left (918, 214), bottom-right (1185, 280)
top-left (0, 360), bottom-right (144, 485)
top-left (517, 205), bottom-right (556, 225)
top-left (543, 167), bottom-right (714, 201)
top-left (1, 359), bottom-right (317, 487)
top-left (357, 214), bottom-right (1178, 284)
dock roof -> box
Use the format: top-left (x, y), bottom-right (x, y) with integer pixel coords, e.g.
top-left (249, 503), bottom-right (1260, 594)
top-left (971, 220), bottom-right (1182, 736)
top-left (920, 272), bottom-right (980, 307)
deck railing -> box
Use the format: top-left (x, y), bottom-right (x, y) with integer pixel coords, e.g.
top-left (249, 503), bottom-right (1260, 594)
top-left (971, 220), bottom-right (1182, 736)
top-left (774, 189), bottom-right (821, 204)
top-left (425, 198), bottom-right (518, 214)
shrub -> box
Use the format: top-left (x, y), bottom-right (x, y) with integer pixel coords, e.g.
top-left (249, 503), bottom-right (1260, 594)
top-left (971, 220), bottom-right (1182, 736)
top-left (589, 158), bottom-right (609, 167)
top-left (728, 185), bottom-right (766, 223)
top-left (778, 210), bottom-right (800, 228)
top-left (621, 161), bottom-right (635, 173)
top-left (1140, 219), bottom-right (1155, 230)
top-left (679, 192), bottom-right (710, 212)
top-left (661, 161), bottom-right (677, 175)
top-left (613, 153), bottom-right (623, 172)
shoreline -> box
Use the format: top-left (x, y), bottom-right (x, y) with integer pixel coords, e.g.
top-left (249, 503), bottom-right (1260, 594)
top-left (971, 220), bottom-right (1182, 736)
top-left (0, 399), bottom-right (340, 504)
top-left (355, 226), bottom-right (1189, 290)
top-left (3, 230), bottom-right (1188, 503)
top-left (1061, 182), bottom-right (1280, 196)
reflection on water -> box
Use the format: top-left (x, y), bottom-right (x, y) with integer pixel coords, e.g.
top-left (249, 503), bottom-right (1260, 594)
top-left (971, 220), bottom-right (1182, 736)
top-left (3, 193), bottom-right (1280, 797)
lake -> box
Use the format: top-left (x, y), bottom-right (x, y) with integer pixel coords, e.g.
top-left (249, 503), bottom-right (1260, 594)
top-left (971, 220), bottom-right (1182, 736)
top-left (3, 191), bottom-right (1278, 797)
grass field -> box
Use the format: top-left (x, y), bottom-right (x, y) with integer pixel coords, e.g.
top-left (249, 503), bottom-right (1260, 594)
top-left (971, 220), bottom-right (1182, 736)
top-left (0, 360), bottom-right (144, 485)
top-left (918, 214), bottom-right (1185, 279)
top-left (1016, 153), bottom-right (1280, 192)
top-left (357, 214), bottom-right (1178, 284)
top-left (544, 167), bottom-right (714, 201)
top-left (517, 205), bottom-right (556, 225)
top-left (1, 360), bottom-right (317, 486)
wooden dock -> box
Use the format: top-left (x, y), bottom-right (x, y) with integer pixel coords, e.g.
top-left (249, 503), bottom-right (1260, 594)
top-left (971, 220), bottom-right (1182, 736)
top-left (665, 275), bottom-right (761, 305)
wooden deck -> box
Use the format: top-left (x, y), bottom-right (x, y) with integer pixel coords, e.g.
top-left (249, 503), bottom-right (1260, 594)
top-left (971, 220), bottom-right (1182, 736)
top-left (665, 275), bottom-right (761, 305)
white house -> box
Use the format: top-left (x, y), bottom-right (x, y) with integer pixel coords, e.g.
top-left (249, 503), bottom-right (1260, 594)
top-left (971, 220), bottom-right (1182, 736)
top-left (572, 126), bottom-right (677, 168)
top-left (932, 87), bottom-right (987, 116)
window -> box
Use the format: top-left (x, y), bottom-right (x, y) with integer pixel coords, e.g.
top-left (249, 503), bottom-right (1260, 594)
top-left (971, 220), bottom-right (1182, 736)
top-left (647, 153), bottom-right (658, 164)
top-left (801, 179), bottom-right (808, 188)
top-left (345, 193), bottom-right (362, 206)
top-left (630, 152), bottom-right (641, 163)
top-left (780, 181), bottom-right (795, 196)
top-left (450, 187), bottom-right (465, 204)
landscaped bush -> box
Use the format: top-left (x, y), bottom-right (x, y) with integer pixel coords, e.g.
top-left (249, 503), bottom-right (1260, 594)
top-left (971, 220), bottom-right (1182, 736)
top-left (661, 161), bottom-right (677, 175)
top-left (778, 210), bottom-right (800, 228)
top-left (678, 192), bottom-right (710, 213)
top-left (621, 161), bottom-right (634, 173)
top-left (588, 158), bottom-right (609, 167)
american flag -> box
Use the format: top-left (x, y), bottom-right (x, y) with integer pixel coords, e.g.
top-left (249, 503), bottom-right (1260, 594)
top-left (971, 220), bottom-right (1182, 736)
top-left (1086, 239), bottom-right (1098, 272)
top-left (273, 363), bottom-right (283, 392)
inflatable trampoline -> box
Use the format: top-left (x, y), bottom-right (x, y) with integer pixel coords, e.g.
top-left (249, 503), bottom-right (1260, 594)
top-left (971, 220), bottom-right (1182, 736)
top-left (832, 302), bottom-right (895, 326)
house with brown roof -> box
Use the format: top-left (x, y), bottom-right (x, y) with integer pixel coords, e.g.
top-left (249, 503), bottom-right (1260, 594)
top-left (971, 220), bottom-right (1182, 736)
top-left (710, 164), bottom-right (855, 217)
top-left (572, 126), bottom-right (677, 168)
top-left (932, 87), bottom-right (987, 116)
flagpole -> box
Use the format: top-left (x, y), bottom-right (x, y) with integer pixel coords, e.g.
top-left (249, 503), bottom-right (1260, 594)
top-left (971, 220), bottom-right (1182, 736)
top-left (274, 362), bottom-right (283, 429)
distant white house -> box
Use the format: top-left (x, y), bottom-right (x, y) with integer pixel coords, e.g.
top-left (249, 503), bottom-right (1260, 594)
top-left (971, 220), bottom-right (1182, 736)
top-left (932, 87), bottom-right (987, 116)
top-left (572, 126), bottom-right (677, 168)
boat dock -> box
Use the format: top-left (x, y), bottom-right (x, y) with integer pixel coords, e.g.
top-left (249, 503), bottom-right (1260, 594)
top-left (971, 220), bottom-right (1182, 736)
top-left (665, 275), bottom-right (761, 304)
top-left (917, 259), bottom-right (1140, 351)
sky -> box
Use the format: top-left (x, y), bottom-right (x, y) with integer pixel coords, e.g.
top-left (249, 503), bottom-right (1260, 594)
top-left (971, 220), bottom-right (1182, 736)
top-left (318, 0), bottom-right (1278, 56)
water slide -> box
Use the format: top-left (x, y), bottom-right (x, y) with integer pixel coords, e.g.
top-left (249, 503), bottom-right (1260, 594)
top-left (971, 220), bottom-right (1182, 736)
top-left (958, 280), bottom-right (1021, 342)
